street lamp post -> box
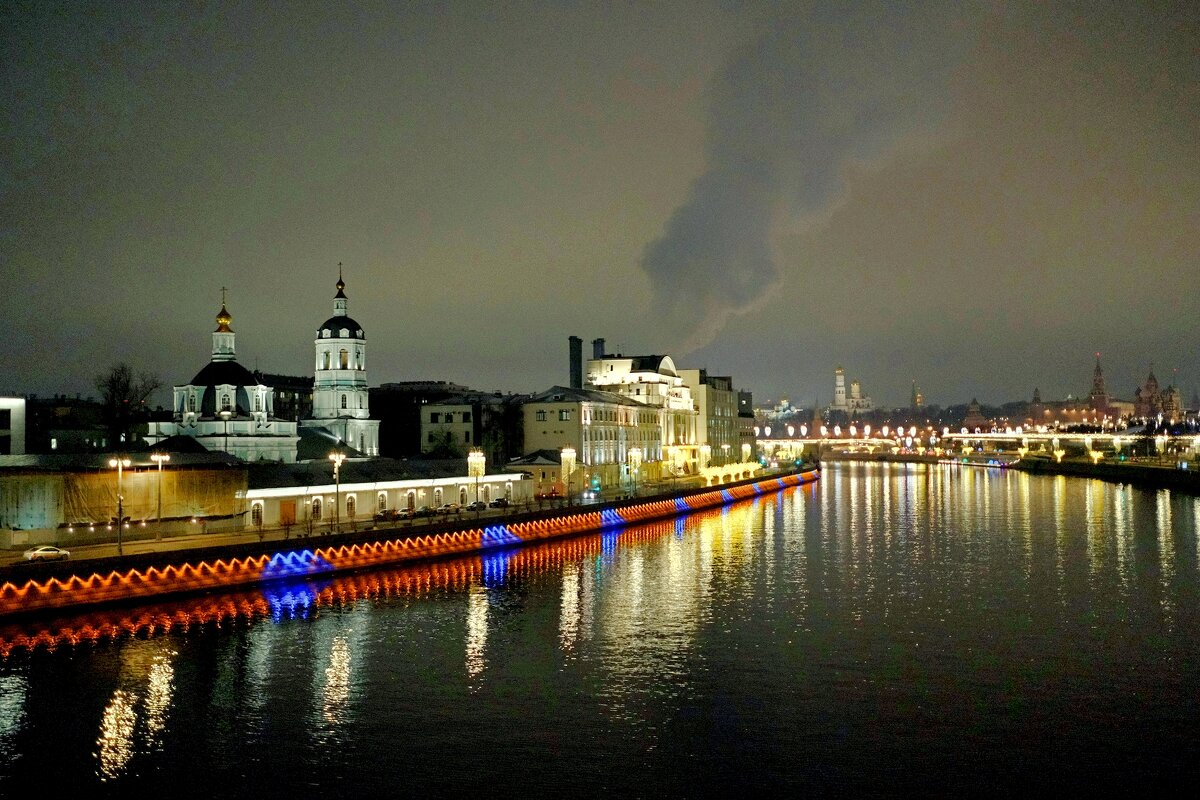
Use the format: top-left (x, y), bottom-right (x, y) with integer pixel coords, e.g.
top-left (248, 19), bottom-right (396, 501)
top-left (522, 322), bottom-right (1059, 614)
top-left (467, 449), bottom-right (486, 513)
top-left (328, 451), bottom-right (346, 534)
top-left (560, 446), bottom-right (576, 506)
top-left (108, 457), bottom-right (131, 556)
top-left (150, 452), bottom-right (170, 542)
top-left (628, 447), bottom-right (642, 497)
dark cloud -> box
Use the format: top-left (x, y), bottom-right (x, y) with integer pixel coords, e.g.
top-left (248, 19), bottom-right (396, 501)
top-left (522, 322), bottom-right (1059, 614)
top-left (640, 2), bottom-right (979, 353)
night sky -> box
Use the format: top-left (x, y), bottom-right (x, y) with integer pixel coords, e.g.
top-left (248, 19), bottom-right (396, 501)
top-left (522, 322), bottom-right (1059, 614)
top-left (3, 1), bottom-right (1197, 409)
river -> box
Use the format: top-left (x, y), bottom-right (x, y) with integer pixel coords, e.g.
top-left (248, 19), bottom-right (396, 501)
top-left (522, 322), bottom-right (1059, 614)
top-left (1, 462), bottom-right (1198, 795)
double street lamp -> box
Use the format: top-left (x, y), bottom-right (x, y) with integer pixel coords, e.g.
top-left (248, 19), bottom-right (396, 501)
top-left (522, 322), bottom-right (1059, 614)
top-left (108, 456), bottom-right (131, 556)
top-left (560, 446), bottom-right (576, 506)
top-left (329, 451), bottom-right (346, 534)
top-left (467, 449), bottom-right (486, 512)
top-left (150, 452), bottom-right (170, 541)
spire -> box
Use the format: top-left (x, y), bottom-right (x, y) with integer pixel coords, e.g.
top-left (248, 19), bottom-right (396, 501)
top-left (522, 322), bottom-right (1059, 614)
top-left (334, 263), bottom-right (348, 316)
top-left (211, 288), bottom-right (236, 361)
top-left (215, 287), bottom-right (233, 332)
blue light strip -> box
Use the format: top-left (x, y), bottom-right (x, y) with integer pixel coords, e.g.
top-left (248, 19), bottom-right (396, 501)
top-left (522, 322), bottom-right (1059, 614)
top-left (260, 550), bottom-right (335, 581)
top-left (600, 509), bottom-right (626, 528)
top-left (481, 524), bottom-right (522, 547)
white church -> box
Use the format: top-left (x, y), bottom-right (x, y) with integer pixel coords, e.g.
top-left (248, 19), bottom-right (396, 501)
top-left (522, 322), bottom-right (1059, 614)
top-left (146, 272), bottom-right (380, 462)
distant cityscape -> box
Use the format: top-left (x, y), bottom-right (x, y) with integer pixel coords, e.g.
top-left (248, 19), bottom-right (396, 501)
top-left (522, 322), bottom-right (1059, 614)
top-left (1, 275), bottom-right (1197, 541)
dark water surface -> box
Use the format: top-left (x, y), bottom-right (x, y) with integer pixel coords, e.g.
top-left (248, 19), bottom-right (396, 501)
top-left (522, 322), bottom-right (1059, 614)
top-left (2, 462), bottom-right (1199, 796)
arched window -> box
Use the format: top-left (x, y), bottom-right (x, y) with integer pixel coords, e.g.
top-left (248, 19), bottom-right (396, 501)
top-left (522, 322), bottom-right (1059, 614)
top-left (187, 395), bottom-right (196, 412)
top-left (251, 502), bottom-right (263, 527)
top-left (341, 395), bottom-right (347, 410)
top-left (254, 394), bottom-right (262, 412)
top-left (346, 495), bottom-right (356, 519)
top-left (434, 488), bottom-right (443, 506)
top-left (323, 352), bottom-right (331, 370)
top-left (406, 490), bottom-right (415, 511)
top-left (339, 349), bottom-right (349, 369)
top-left (377, 492), bottom-right (387, 513)
top-left (312, 497), bottom-right (322, 520)
top-left (459, 487), bottom-right (467, 504)
top-left (221, 394), bottom-right (231, 411)
top-left (483, 484), bottom-right (491, 502)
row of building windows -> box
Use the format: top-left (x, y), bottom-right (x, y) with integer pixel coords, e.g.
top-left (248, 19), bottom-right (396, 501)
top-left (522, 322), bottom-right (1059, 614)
top-left (253, 484), bottom-right (518, 524)
top-left (320, 349), bottom-right (364, 370)
top-left (429, 411), bottom-right (471, 423)
top-left (428, 430), bottom-right (471, 443)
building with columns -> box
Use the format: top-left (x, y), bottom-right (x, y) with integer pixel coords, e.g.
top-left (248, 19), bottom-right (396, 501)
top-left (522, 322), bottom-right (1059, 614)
top-left (146, 298), bottom-right (300, 462)
top-left (300, 272), bottom-right (381, 455)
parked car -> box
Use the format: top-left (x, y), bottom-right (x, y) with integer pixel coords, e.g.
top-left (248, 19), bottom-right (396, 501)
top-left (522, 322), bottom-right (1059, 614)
top-left (414, 506), bottom-right (434, 518)
top-left (437, 503), bottom-right (461, 515)
top-left (395, 507), bottom-right (414, 520)
top-left (466, 500), bottom-right (487, 512)
top-left (488, 497), bottom-right (510, 509)
top-left (23, 545), bottom-right (70, 562)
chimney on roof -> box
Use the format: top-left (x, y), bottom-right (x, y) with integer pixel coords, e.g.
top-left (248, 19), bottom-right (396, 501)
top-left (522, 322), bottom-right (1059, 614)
top-left (592, 338), bottom-right (605, 359)
top-left (569, 335), bottom-right (583, 389)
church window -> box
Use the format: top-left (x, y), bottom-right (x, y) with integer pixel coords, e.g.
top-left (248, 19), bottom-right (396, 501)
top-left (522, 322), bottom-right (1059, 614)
top-left (255, 395), bottom-right (262, 412)
top-left (359, 397), bottom-right (363, 409)
top-left (340, 328), bottom-right (349, 338)
top-left (340, 349), bottom-right (349, 369)
top-left (187, 395), bottom-right (196, 412)
top-left (341, 395), bottom-right (347, 410)
top-left (323, 352), bottom-right (331, 370)
top-left (221, 394), bottom-right (231, 412)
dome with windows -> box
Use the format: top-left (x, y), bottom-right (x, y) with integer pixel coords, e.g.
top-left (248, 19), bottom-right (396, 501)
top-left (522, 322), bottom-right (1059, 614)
top-left (316, 315), bottom-right (365, 339)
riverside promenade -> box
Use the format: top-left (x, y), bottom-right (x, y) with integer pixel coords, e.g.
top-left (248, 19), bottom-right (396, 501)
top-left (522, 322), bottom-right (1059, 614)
top-left (0, 468), bottom-right (819, 618)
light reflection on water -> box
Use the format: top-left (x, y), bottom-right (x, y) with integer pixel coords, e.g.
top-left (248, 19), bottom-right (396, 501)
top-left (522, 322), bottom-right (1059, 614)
top-left (1, 464), bottom-right (1199, 794)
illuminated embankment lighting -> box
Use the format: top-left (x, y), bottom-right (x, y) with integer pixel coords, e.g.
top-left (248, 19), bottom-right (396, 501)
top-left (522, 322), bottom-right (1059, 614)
top-left (0, 471), bottom-right (819, 619)
top-left (0, 510), bottom-right (727, 657)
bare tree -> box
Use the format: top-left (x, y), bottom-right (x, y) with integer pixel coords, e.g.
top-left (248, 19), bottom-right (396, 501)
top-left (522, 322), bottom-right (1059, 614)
top-left (95, 363), bottom-right (162, 448)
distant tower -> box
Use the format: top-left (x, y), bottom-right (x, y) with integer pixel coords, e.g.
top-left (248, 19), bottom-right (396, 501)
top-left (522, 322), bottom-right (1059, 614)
top-left (910, 381), bottom-right (919, 409)
top-left (1089, 353), bottom-right (1109, 412)
top-left (832, 367), bottom-right (847, 412)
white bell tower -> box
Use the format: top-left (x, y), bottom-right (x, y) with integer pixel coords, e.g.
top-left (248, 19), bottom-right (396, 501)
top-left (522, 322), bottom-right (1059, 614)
top-left (304, 266), bottom-right (380, 455)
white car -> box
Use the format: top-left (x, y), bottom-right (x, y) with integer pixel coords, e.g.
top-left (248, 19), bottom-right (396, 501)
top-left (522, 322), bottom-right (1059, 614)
top-left (23, 545), bottom-right (70, 562)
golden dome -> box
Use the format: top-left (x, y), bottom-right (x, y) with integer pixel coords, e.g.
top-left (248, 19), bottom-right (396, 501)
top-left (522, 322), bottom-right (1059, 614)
top-left (215, 302), bottom-right (233, 332)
